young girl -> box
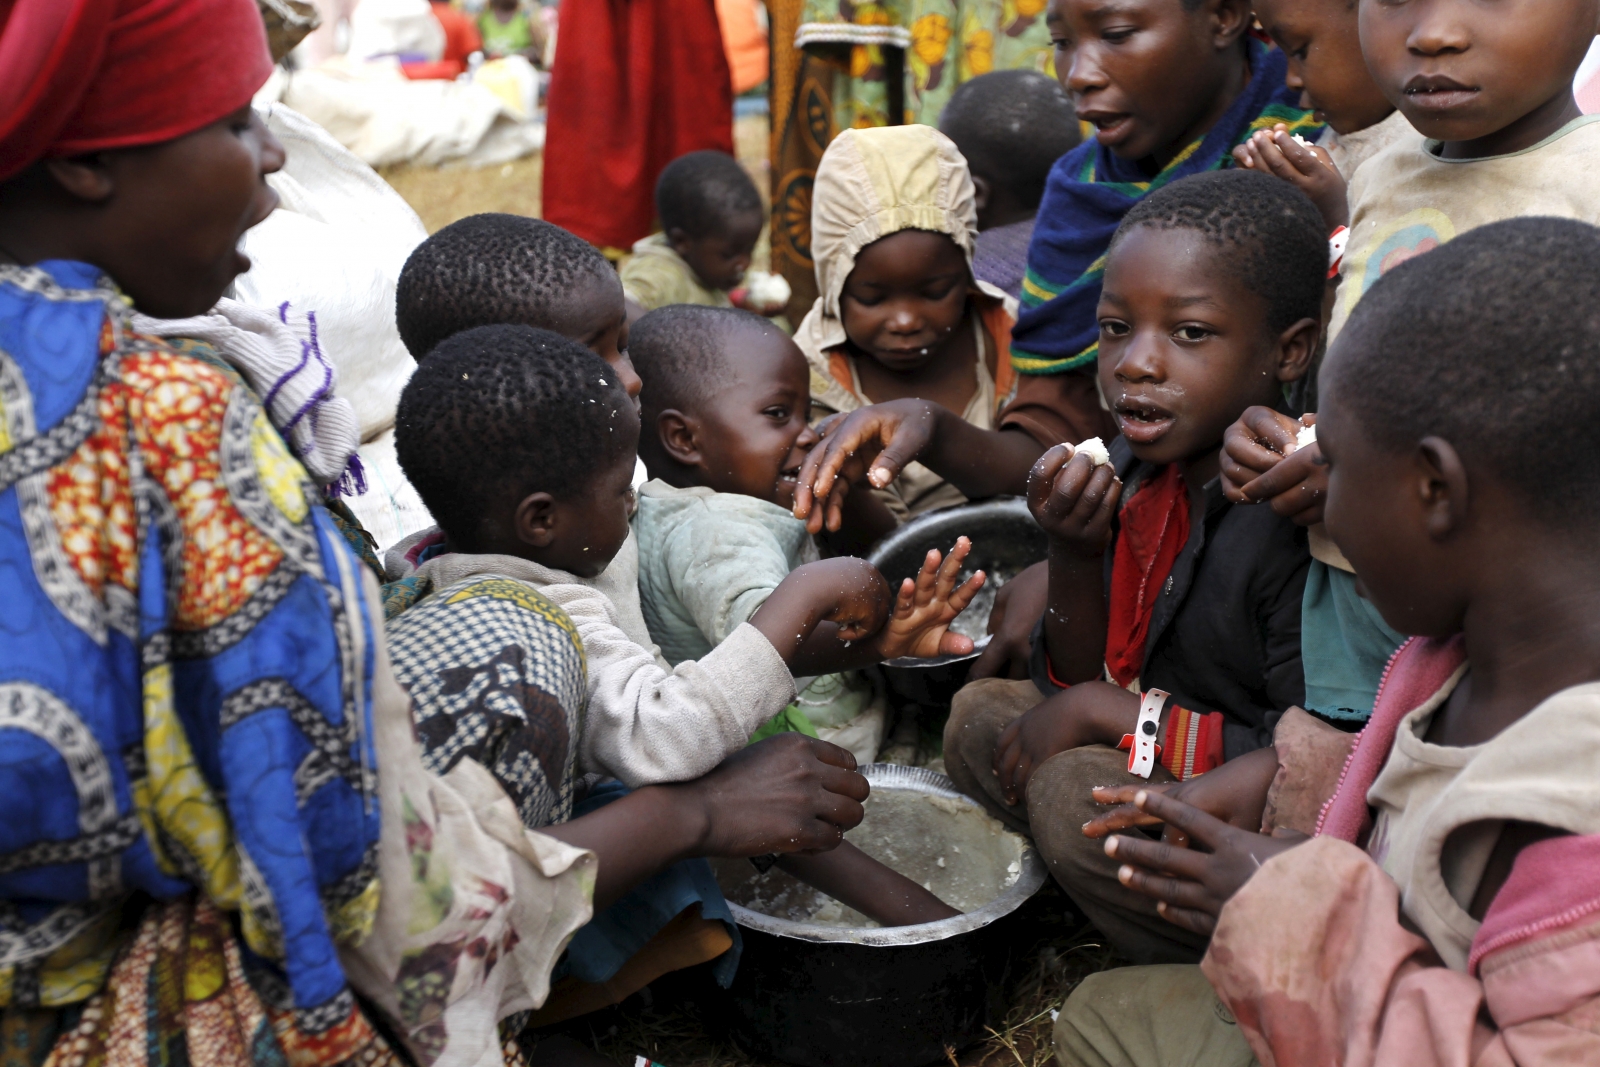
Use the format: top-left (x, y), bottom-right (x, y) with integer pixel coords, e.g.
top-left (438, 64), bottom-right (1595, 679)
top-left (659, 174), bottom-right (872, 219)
top-left (792, 124), bottom-right (1059, 539)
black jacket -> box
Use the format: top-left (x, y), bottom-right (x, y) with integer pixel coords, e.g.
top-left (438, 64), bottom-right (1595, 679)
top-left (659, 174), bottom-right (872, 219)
top-left (1031, 437), bottom-right (1310, 758)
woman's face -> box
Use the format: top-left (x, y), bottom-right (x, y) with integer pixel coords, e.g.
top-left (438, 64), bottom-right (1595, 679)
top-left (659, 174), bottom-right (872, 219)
top-left (839, 229), bottom-right (971, 373)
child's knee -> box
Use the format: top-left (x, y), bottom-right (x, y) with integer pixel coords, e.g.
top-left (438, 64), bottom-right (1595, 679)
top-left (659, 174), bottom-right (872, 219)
top-left (944, 676), bottom-right (1041, 766)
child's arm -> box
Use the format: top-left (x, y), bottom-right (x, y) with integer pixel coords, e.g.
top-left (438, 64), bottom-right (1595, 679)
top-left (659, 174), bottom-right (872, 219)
top-left (1029, 443), bottom-right (1120, 682)
top-left (776, 842), bottom-right (962, 927)
top-left (760, 541), bottom-right (985, 676)
top-left (1081, 746), bottom-right (1281, 847)
top-left (1219, 407), bottom-right (1325, 526)
top-left (1232, 125), bottom-right (1350, 232)
top-left (792, 399), bottom-right (1046, 535)
top-left (542, 733), bottom-right (869, 912)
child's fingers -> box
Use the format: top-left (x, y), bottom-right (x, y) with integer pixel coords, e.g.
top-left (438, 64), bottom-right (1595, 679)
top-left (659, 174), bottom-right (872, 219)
top-left (1082, 802), bottom-right (1162, 839)
top-left (934, 630), bottom-right (975, 657)
top-left (890, 576), bottom-right (916, 619)
top-left (1154, 901), bottom-right (1218, 936)
top-left (945, 570), bottom-right (986, 615)
top-left (932, 537), bottom-right (971, 600)
top-left (1062, 460), bottom-right (1115, 524)
top-left (1026, 444), bottom-right (1075, 513)
top-left (912, 547), bottom-right (944, 608)
top-left (1272, 130), bottom-right (1331, 176)
top-left (1130, 789), bottom-right (1233, 852)
top-left (1237, 445), bottom-right (1320, 505)
top-left (1104, 832), bottom-right (1210, 883)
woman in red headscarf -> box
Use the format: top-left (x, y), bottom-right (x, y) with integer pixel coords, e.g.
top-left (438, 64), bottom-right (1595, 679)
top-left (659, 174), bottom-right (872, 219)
top-left (0, 5), bottom-right (872, 1067)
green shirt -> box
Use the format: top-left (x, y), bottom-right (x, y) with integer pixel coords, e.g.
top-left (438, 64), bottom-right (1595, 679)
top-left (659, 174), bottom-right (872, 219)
top-left (478, 8), bottom-right (534, 56)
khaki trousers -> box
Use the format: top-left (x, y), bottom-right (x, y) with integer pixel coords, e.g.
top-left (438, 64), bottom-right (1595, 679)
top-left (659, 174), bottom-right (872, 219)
top-left (942, 678), bottom-right (1208, 966)
top-left (1053, 965), bottom-right (1257, 1067)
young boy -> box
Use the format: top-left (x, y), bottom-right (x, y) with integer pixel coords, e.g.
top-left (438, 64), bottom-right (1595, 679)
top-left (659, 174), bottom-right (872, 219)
top-left (943, 170), bottom-right (1324, 965)
top-left (1057, 216), bottom-right (1600, 1067)
top-left (939, 69), bottom-right (1082, 302)
top-left (619, 150), bottom-right (763, 312)
top-left (629, 305), bottom-right (966, 762)
top-left (393, 324), bottom-right (980, 787)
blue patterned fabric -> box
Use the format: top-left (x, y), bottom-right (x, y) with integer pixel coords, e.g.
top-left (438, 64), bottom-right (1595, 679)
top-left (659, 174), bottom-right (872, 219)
top-left (0, 261), bottom-right (380, 1026)
top-left (1011, 39), bottom-right (1321, 375)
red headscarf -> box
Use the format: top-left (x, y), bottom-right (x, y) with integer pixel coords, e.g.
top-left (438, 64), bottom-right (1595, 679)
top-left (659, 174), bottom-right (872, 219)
top-left (0, 0), bottom-right (273, 182)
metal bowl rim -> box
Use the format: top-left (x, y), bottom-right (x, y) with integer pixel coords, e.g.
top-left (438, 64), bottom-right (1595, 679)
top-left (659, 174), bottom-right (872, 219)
top-left (726, 763), bottom-right (1048, 946)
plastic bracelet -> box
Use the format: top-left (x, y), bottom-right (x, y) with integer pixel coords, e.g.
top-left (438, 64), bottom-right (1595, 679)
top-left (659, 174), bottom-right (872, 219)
top-left (1116, 688), bottom-right (1169, 779)
top-left (1327, 225), bottom-right (1350, 280)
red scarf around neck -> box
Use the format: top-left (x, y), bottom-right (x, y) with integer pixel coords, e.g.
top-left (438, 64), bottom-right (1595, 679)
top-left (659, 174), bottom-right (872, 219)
top-left (1104, 463), bottom-right (1191, 688)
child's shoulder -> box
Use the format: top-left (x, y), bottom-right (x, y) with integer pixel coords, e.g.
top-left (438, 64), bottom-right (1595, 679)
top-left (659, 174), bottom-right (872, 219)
top-left (636, 479), bottom-right (807, 550)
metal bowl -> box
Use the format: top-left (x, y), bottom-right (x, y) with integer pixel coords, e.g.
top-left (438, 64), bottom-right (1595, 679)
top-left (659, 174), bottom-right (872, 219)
top-left (866, 498), bottom-right (1049, 707)
top-left (714, 764), bottom-right (1048, 1067)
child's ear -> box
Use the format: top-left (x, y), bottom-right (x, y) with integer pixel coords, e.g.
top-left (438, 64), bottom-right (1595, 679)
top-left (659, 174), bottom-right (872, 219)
top-left (665, 227), bottom-right (693, 256)
top-left (1273, 317), bottom-right (1321, 382)
top-left (656, 409), bottom-right (703, 467)
top-left (1414, 436), bottom-right (1470, 542)
top-left (44, 156), bottom-right (115, 204)
top-left (1206, 0), bottom-right (1253, 49)
top-left (971, 174), bottom-right (992, 218)
top-left (512, 492), bottom-right (561, 549)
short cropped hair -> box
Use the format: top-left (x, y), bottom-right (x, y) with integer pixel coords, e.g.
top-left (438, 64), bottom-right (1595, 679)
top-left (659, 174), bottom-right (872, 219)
top-left (1328, 216), bottom-right (1600, 524)
top-left (655, 151), bottom-right (763, 239)
top-left (1111, 169), bottom-right (1327, 335)
top-left (395, 214), bottom-right (617, 358)
top-left (630, 304), bottom-right (778, 415)
top-left (395, 325), bottom-right (633, 546)
top-left (939, 70), bottom-right (1080, 212)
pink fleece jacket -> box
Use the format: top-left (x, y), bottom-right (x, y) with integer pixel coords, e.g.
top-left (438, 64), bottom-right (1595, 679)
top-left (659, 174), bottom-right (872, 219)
top-left (1201, 637), bottom-right (1600, 1065)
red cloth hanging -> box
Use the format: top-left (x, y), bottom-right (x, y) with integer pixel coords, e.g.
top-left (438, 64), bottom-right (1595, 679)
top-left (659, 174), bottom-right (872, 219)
top-left (543, 0), bottom-right (735, 251)
top-left (0, 0), bottom-right (272, 182)
top-left (1104, 463), bottom-right (1191, 688)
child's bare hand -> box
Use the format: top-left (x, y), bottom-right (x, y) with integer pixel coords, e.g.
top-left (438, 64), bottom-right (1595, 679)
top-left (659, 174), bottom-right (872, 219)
top-left (1220, 408), bottom-right (1326, 526)
top-left (1026, 443), bottom-right (1121, 559)
top-left (1104, 789), bottom-right (1306, 935)
top-left (1084, 746), bottom-right (1280, 847)
top-left (994, 681), bottom-right (1139, 805)
top-left (969, 559), bottom-right (1049, 680)
top-left (874, 536), bottom-right (986, 660)
top-left (685, 733), bottom-right (870, 858)
top-left (753, 557), bottom-right (891, 658)
top-left (1231, 124), bottom-right (1348, 231)
top-left (792, 399), bottom-right (940, 534)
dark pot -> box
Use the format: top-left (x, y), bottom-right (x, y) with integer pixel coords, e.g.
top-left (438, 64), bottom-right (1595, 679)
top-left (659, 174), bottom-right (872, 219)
top-left (713, 765), bottom-right (1048, 1067)
top-left (866, 498), bottom-right (1049, 708)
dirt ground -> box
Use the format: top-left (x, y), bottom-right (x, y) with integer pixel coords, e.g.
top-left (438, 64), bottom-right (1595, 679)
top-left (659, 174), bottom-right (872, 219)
top-left (378, 114), bottom-right (773, 272)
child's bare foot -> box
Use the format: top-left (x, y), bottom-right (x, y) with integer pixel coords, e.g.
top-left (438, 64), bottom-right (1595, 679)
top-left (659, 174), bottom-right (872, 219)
top-left (873, 536), bottom-right (986, 659)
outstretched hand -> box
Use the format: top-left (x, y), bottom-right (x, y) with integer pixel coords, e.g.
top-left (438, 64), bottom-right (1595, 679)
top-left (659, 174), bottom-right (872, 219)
top-left (1220, 407), bottom-right (1325, 526)
top-left (1103, 789), bottom-right (1306, 935)
top-left (686, 733), bottom-right (870, 858)
top-left (874, 536), bottom-right (986, 660)
top-left (1232, 124), bottom-right (1349, 231)
top-left (791, 400), bottom-right (940, 534)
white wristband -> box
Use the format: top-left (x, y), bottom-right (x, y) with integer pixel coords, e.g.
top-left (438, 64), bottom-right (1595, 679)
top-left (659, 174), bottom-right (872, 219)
top-left (1124, 689), bottom-right (1169, 779)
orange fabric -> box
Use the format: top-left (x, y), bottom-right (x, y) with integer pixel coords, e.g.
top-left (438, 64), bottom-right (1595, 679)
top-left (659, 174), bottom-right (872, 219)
top-left (0, 0), bottom-right (272, 182)
top-left (715, 0), bottom-right (768, 95)
top-left (402, 1), bottom-right (481, 79)
top-left (1104, 464), bottom-right (1190, 688)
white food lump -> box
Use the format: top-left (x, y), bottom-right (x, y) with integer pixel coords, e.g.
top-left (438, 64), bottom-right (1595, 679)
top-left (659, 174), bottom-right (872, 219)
top-left (1074, 437), bottom-right (1111, 467)
top-left (1295, 423), bottom-right (1317, 450)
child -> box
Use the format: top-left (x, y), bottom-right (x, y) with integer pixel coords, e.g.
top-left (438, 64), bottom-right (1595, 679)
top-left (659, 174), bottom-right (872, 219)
top-left (478, 0), bottom-right (545, 62)
top-left (1232, 0), bottom-right (1412, 232)
top-left (1325, 0), bottom-right (1600, 341)
top-left (939, 69), bottom-right (1082, 302)
top-left (789, 123), bottom-right (1069, 539)
top-left (619, 150), bottom-right (763, 312)
top-left (393, 323), bottom-right (982, 786)
top-left (1056, 217), bottom-right (1600, 1067)
top-left (1002, 0), bottom-right (1319, 447)
top-left (942, 170), bottom-right (1323, 965)
top-left (630, 304), bottom-right (909, 763)
top-left (390, 213), bottom-right (652, 633)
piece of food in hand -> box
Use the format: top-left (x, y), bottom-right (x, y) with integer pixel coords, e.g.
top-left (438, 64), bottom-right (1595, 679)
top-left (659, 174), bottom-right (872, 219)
top-left (1074, 436), bottom-right (1111, 467)
top-left (731, 271), bottom-right (792, 316)
top-left (1295, 423), bottom-right (1317, 450)
top-left (1291, 133), bottom-right (1314, 149)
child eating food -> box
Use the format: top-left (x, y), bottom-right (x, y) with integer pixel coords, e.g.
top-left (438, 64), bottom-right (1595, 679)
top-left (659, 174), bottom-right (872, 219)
top-left (944, 169), bottom-right (1324, 965)
top-left (790, 123), bottom-right (1073, 548)
top-left (630, 304), bottom-right (978, 763)
top-left (1055, 216), bottom-right (1600, 1067)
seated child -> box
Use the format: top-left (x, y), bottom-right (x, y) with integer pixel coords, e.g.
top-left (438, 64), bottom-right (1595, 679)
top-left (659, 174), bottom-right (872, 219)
top-left (939, 69), bottom-right (1082, 302)
top-left (391, 322), bottom-right (980, 787)
top-left (629, 304), bottom-right (915, 763)
top-left (619, 150), bottom-right (763, 312)
top-left (478, 0), bottom-right (545, 61)
top-left (789, 123), bottom-right (1058, 540)
top-left (1054, 216), bottom-right (1600, 1067)
top-left (943, 170), bottom-right (1325, 965)
top-left (390, 213), bottom-right (650, 628)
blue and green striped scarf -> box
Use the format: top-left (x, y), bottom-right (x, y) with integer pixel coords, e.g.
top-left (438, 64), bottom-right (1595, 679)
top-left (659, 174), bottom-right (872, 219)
top-left (1011, 38), bottom-right (1321, 375)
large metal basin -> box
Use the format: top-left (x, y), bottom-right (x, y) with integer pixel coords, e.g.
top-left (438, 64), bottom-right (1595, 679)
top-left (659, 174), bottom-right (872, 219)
top-left (866, 498), bottom-right (1048, 707)
top-left (713, 764), bottom-right (1048, 1067)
